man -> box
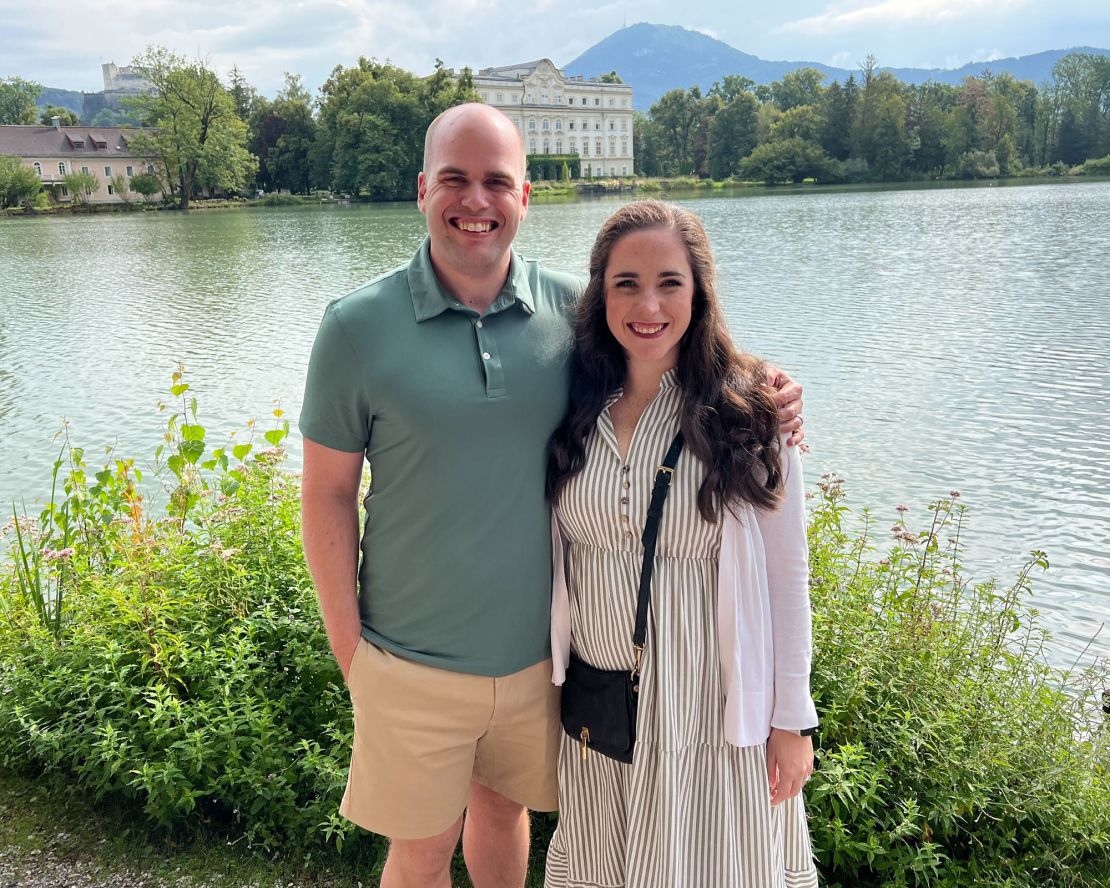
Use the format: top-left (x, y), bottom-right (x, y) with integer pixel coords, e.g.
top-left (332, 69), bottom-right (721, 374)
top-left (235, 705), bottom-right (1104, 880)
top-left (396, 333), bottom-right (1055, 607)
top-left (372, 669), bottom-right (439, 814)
top-left (299, 103), bottom-right (804, 888)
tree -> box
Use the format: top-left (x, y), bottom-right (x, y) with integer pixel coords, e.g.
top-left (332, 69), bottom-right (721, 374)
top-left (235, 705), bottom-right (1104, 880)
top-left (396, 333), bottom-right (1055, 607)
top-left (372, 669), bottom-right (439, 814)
top-left (706, 93), bottom-right (758, 179)
top-left (0, 77), bottom-right (41, 125)
top-left (227, 65), bottom-right (263, 122)
top-left (821, 79), bottom-right (856, 161)
top-left (40, 105), bottom-right (78, 126)
top-left (740, 138), bottom-right (839, 184)
top-left (771, 68), bottom-right (826, 112)
top-left (599, 71), bottom-right (623, 84)
top-left (128, 172), bottom-right (162, 201)
top-left (249, 74), bottom-right (316, 193)
top-left (709, 75), bottom-right (756, 104)
top-left (649, 88), bottom-right (704, 175)
top-left (63, 170), bottom-right (100, 204)
top-left (770, 105), bottom-right (824, 143)
top-left (127, 47), bottom-right (257, 209)
top-left (0, 155), bottom-right (42, 208)
top-left (314, 58), bottom-right (478, 200)
top-left (110, 173), bottom-right (133, 206)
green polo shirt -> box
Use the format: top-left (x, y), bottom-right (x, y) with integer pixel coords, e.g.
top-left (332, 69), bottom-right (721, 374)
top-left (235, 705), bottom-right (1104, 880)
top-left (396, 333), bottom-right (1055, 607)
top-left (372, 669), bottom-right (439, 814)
top-left (299, 239), bottom-right (583, 676)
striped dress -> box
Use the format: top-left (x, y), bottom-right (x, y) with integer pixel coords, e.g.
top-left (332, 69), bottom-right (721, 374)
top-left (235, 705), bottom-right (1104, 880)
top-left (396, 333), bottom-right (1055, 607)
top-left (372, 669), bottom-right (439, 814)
top-left (545, 371), bottom-right (818, 888)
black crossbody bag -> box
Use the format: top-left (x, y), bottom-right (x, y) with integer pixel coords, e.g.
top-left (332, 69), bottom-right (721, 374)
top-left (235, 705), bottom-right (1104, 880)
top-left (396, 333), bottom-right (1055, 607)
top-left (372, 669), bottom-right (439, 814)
top-left (559, 432), bottom-right (684, 764)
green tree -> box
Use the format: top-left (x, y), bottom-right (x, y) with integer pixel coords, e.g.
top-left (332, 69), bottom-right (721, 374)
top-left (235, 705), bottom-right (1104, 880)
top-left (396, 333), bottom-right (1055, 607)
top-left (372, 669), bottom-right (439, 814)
top-left (63, 170), bottom-right (100, 204)
top-left (1051, 52), bottom-right (1110, 161)
top-left (820, 79), bottom-right (856, 161)
top-left (40, 105), bottom-right (78, 126)
top-left (739, 137), bottom-right (839, 184)
top-left (633, 111), bottom-right (660, 176)
top-left (128, 171), bottom-right (162, 201)
top-left (650, 87), bottom-right (704, 175)
top-left (127, 47), bottom-right (257, 209)
top-left (249, 74), bottom-right (316, 193)
top-left (109, 172), bottom-right (133, 206)
top-left (599, 71), bottom-right (623, 84)
top-left (707, 93), bottom-right (758, 179)
top-left (0, 77), bottom-right (41, 125)
top-left (771, 67), bottom-right (826, 112)
top-left (227, 65), bottom-right (262, 122)
top-left (0, 155), bottom-right (43, 208)
top-left (709, 75), bottom-right (756, 104)
top-left (769, 104), bottom-right (823, 143)
top-left (313, 58), bottom-right (478, 200)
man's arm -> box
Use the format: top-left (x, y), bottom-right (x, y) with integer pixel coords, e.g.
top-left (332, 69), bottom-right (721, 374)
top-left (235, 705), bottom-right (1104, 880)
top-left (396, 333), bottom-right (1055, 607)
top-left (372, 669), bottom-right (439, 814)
top-left (302, 437), bottom-right (365, 681)
top-left (766, 366), bottom-right (804, 446)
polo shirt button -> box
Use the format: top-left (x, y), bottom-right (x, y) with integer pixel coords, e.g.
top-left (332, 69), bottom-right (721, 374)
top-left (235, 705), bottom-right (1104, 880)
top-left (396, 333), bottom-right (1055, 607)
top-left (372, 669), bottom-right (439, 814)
top-left (620, 497), bottom-right (628, 505)
top-left (624, 531), bottom-right (634, 539)
top-left (621, 465), bottom-right (630, 473)
top-left (476, 320), bottom-right (483, 328)
top-left (482, 352), bottom-right (491, 360)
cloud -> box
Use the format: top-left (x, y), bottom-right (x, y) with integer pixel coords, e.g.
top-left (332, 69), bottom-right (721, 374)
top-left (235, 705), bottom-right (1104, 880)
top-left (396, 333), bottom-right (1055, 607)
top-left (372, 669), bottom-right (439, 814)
top-left (780, 0), bottom-right (1031, 35)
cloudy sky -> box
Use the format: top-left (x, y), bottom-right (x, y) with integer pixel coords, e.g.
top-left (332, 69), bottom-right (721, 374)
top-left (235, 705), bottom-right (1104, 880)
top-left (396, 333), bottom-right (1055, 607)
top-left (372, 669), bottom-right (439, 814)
top-left (4, 0), bottom-right (1109, 97)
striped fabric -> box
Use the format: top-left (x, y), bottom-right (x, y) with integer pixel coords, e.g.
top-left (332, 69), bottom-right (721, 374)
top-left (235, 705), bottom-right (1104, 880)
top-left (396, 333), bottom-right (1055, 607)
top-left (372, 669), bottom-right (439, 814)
top-left (545, 371), bottom-right (819, 888)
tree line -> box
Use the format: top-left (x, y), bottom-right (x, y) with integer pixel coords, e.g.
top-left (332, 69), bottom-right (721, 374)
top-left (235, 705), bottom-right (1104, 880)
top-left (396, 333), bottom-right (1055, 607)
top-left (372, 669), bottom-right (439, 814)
top-left (3, 49), bottom-right (1110, 210)
top-left (636, 54), bottom-right (1110, 183)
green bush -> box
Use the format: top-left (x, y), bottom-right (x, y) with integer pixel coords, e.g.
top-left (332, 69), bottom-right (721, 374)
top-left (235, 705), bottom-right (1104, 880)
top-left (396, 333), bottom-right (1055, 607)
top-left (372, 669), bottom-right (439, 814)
top-left (0, 372), bottom-right (380, 866)
top-left (806, 475), bottom-right (1108, 887)
top-left (1, 383), bottom-right (1106, 885)
top-left (1077, 154), bottom-right (1110, 176)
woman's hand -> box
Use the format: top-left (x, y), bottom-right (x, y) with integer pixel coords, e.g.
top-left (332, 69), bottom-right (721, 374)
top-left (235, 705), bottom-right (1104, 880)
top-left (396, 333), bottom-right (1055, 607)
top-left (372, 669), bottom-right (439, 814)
top-left (765, 366), bottom-right (805, 446)
top-left (766, 728), bottom-right (814, 805)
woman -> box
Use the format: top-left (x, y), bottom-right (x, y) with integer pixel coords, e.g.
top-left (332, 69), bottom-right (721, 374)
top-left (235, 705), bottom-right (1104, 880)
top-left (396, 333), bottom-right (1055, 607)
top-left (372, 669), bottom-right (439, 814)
top-left (545, 200), bottom-right (819, 888)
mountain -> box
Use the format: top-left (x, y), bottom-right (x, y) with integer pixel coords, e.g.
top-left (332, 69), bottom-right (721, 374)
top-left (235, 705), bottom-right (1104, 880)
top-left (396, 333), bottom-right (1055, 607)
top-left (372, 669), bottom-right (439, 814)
top-left (36, 87), bottom-right (86, 116)
top-left (564, 23), bottom-right (1110, 110)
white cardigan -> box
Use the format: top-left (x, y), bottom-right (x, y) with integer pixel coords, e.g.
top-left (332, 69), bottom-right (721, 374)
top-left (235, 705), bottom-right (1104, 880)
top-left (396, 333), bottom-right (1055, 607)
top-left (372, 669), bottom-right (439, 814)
top-left (550, 436), bottom-right (818, 748)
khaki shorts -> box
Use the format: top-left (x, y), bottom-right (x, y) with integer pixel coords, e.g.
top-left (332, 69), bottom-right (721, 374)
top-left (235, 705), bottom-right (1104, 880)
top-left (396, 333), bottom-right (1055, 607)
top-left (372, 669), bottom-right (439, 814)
top-left (340, 638), bottom-right (561, 839)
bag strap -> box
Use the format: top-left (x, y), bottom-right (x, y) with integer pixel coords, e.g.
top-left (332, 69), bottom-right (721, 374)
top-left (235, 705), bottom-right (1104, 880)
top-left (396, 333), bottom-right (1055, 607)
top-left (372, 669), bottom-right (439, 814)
top-left (631, 431), bottom-right (684, 678)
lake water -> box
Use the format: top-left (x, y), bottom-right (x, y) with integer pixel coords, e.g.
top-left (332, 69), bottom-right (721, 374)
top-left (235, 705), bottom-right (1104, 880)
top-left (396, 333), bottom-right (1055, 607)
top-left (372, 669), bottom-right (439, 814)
top-left (1, 181), bottom-right (1108, 666)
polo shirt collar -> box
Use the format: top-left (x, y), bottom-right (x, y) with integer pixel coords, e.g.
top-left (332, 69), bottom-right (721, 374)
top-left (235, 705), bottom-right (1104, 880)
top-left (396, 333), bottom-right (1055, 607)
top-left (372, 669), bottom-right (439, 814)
top-left (408, 237), bottom-right (535, 322)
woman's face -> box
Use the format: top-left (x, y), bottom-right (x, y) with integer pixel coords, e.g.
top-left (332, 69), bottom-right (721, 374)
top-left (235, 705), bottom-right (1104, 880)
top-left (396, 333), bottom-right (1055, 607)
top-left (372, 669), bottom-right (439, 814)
top-left (603, 227), bottom-right (695, 374)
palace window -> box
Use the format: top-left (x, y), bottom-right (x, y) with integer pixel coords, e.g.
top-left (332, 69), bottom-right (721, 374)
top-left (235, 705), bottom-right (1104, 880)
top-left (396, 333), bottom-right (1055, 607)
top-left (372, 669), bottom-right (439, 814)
top-left (126, 165), bottom-right (134, 176)
top-left (594, 97), bottom-right (600, 105)
top-left (104, 166), bottom-right (112, 177)
top-left (569, 121), bottom-right (575, 130)
top-left (622, 165), bottom-right (628, 175)
top-left (542, 118), bottom-right (549, 130)
top-left (609, 98), bottom-right (615, 106)
top-left (621, 120), bottom-right (627, 132)
top-left (555, 140), bottom-right (562, 153)
top-left (529, 118), bottom-right (536, 130)
top-left (527, 92), bottom-right (534, 102)
top-left (496, 92), bottom-right (503, 102)
top-left (555, 93), bottom-right (561, 103)
top-left (107, 184), bottom-right (114, 194)
top-left (596, 139), bottom-right (603, 155)
top-left (543, 140), bottom-right (550, 153)
top-left (554, 119), bottom-right (562, 131)
top-left (582, 143), bottom-right (589, 156)
top-left (622, 140), bottom-right (629, 155)
top-left (529, 140), bottom-right (537, 154)
top-left (33, 162), bottom-right (42, 177)
top-left (81, 165), bottom-right (89, 174)
top-left (609, 121), bottom-right (615, 131)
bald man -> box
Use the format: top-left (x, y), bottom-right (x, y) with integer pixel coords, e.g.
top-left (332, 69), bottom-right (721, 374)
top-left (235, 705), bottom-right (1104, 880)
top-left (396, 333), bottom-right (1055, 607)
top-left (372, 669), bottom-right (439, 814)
top-left (299, 104), bottom-right (804, 888)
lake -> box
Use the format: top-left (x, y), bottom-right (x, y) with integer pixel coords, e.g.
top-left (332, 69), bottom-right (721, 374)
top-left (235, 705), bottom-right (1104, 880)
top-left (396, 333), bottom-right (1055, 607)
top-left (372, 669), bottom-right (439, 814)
top-left (1, 181), bottom-right (1107, 666)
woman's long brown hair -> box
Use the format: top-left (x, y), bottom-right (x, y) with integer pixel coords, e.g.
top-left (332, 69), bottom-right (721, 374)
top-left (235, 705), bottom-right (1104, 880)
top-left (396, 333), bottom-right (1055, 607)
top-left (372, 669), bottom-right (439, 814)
top-left (547, 200), bottom-right (783, 521)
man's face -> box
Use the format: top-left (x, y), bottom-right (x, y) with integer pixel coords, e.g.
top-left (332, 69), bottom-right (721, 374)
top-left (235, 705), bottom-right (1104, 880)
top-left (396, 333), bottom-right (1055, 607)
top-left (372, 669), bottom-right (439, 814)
top-left (418, 110), bottom-right (530, 284)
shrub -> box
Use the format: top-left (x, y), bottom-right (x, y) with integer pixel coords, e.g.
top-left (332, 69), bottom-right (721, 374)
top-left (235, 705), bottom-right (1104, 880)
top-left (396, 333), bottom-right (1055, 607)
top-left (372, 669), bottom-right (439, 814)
top-left (0, 154), bottom-right (42, 208)
top-left (1077, 154), bottom-right (1110, 176)
top-left (955, 150), bottom-right (1001, 180)
top-left (806, 475), bottom-right (1108, 887)
top-left (0, 372), bottom-right (381, 866)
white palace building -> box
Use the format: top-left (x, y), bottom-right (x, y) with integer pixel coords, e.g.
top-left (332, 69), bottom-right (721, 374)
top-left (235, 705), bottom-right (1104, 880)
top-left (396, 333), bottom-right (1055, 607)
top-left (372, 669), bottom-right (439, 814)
top-left (467, 58), bottom-right (634, 179)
